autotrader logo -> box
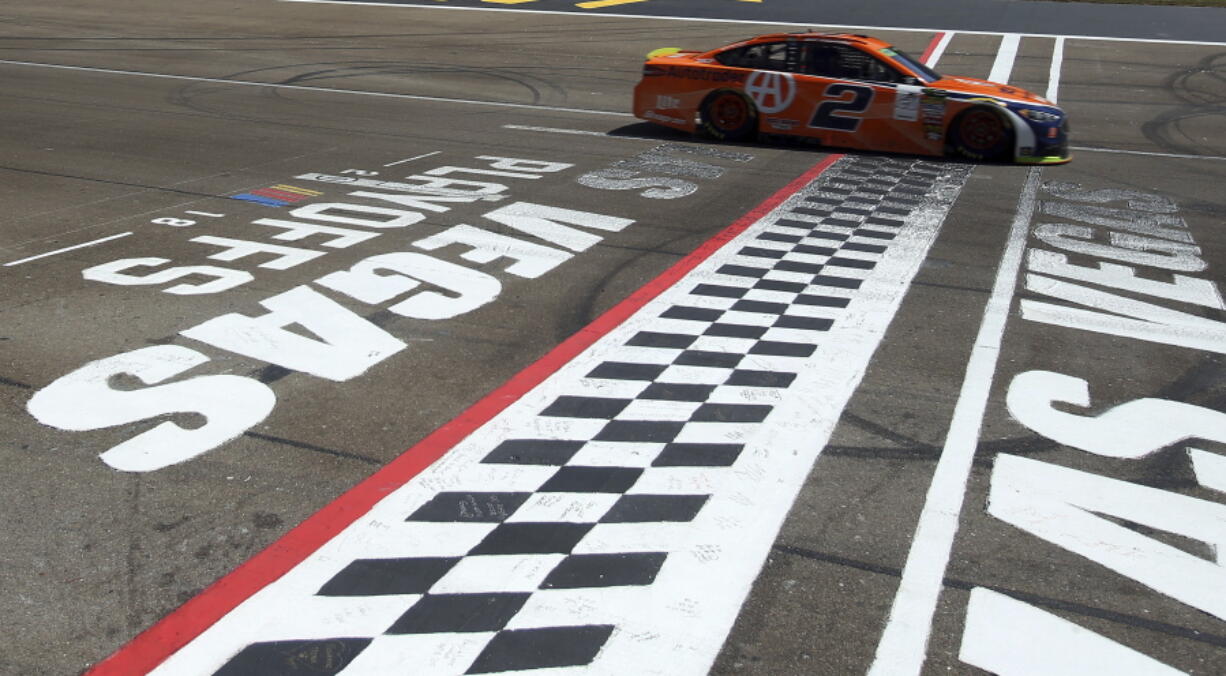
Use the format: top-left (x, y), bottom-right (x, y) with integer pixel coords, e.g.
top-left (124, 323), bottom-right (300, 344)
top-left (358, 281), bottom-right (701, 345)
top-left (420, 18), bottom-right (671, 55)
top-left (744, 71), bottom-right (796, 114)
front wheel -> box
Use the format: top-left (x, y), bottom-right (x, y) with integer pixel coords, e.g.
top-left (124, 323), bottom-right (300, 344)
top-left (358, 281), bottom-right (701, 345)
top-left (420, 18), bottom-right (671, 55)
top-left (950, 107), bottom-right (1013, 161)
top-left (700, 90), bottom-right (757, 141)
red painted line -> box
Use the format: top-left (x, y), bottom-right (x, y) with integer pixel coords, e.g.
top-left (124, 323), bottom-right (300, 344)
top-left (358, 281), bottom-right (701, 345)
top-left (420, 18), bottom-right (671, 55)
top-left (86, 152), bottom-right (843, 676)
top-left (920, 31), bottom-right (946, 64)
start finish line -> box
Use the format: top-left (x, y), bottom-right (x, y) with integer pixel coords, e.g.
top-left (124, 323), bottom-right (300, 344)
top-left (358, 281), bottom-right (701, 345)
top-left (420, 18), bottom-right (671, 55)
top-left (93, 154), bottom-right (973, 674)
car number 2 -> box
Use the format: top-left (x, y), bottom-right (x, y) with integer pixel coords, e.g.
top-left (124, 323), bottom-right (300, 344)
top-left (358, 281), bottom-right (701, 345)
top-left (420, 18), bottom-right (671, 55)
top-left (809, 84), bottom-right (875, 132)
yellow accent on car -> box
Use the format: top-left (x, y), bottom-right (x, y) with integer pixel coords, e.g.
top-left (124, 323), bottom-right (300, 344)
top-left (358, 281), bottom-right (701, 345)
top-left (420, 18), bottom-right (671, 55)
top-left (646, 47), bottom-right (682, 59)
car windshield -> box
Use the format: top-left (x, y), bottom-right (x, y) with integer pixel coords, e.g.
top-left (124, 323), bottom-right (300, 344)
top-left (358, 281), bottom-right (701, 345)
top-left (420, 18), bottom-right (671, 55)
top-left (879, 47), bottom-right (941, 83)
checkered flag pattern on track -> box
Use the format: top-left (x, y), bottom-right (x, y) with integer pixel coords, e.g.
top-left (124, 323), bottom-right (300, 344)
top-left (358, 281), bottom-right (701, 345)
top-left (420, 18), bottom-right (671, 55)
top-left (205, 156), bottom-right (968, 676)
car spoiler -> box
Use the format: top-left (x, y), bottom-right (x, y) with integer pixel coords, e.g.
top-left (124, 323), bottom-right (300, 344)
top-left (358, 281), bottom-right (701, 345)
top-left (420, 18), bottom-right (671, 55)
top-left (645, 47), bottom-right (698, 59)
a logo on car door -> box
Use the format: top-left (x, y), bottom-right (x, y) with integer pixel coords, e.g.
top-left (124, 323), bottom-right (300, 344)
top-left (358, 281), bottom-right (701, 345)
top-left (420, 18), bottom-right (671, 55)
top-left (745, 71), bottom-right (796, 113)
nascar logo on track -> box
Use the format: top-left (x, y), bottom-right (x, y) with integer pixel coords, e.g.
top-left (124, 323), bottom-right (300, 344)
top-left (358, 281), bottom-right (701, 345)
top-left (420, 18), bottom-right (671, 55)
top-left (231, 184), bottom-right (323, 208)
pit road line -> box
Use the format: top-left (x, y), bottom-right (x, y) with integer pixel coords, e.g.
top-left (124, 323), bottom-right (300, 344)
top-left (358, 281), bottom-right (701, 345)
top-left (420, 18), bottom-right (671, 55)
top-left (3, 232), bottom-right (133, 267)
top-left (1071, 146), bottom-right (1226, 161)
top-left (383, 151), bottom-right (442, 167)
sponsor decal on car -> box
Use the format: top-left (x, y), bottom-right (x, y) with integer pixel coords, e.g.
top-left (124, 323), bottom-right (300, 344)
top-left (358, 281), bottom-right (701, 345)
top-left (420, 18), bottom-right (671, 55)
top-left (894, 85), bottom-right (922, 122)
top-left (664, 65), bottom-right (746, 83)
top-left (655, 94), bottom-right (682, 110)
top-left (744, 71), bottom-right (797, 114)
top-left (920, 91), bottom-right (948, 141)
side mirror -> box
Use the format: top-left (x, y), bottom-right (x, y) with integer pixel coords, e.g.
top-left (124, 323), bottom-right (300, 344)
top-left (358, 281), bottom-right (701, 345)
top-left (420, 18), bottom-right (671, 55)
top-left (903, 76), bottom-right (921, 86)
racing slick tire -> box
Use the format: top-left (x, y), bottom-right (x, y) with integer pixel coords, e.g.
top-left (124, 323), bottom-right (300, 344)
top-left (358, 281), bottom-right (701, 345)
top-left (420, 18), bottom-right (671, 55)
top-left (700, 90), bottom-right (758, 141)
top-left (950, 106), bottom-right (1014, 161)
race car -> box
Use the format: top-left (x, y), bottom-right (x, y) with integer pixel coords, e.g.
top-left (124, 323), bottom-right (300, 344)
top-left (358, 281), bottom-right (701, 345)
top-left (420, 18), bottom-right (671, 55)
top-left (633, 32), bottom-right (1069, 164)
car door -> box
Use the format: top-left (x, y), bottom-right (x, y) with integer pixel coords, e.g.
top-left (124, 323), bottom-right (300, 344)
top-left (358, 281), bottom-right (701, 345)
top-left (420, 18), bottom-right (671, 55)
top-left (793, 42), bottom-right (928, 154)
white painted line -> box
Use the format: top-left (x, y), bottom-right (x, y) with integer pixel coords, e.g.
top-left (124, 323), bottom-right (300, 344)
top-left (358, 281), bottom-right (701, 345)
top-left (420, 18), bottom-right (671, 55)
top-left (0, 59), bottom-right (635, 118)
top-left (1071, 145), bottom-right (1226, 161)
top-left (3, 231), bottom-right (133, 267)
top-left (867, 167), bottom-right (1042, 676)
top-left (184, 211), bottom-right (224, 217)
top-left (504, 125), bottom-right (609, 137)
top-left (280, 0), bottom-right (1226, 47)
top-left (925, 32), bottom-right (955, 68)
top-left (383, 151), bottom-right (441, 167)
top-left (988, 34), bottom-right (1021, 84)
top-left (1046, 36), bottom-right (1065, 103)
top-left (501, 124), bottom-right (657, 140)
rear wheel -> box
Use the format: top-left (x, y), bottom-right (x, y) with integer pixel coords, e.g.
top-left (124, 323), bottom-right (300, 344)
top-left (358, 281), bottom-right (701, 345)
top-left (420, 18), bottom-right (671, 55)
top-left (700, 90), bottom-right (757, 141)
top-left (950, 106), bottom-right (1013, 161)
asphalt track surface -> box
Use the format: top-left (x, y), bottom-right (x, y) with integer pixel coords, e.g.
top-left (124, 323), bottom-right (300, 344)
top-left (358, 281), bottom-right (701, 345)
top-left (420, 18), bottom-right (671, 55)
top-left (2, 1), bottom-right (1225, 675)
top-left (291, 0), bottom-right (1226, 44)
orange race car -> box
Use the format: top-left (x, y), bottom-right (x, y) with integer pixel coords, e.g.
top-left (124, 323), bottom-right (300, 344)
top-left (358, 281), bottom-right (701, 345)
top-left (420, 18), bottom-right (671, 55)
top-left (633, 32), bottom-right (1069, 164)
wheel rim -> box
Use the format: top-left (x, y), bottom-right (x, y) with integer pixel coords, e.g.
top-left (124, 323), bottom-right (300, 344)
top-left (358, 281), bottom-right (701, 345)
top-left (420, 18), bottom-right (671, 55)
top-left (711, 93), bottom-right (748, 131)
top-left (960, 109), bottom-right (1006, 153)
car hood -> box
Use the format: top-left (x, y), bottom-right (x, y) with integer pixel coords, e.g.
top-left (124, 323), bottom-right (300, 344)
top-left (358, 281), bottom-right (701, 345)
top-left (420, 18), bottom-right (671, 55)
top-left (929, 76), bottom-right (1055, 107)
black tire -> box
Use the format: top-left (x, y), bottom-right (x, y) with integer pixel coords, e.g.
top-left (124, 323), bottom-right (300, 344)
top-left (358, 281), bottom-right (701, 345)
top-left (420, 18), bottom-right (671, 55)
top-left (950, 106), bottom-right (1014, 161)
top-left (700, 90), bottom-right (758, 141)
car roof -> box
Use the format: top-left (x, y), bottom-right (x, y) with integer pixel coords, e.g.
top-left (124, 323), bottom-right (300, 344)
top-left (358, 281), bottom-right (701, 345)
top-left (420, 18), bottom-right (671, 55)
top-left (715, 32), bottom-right (892, 52)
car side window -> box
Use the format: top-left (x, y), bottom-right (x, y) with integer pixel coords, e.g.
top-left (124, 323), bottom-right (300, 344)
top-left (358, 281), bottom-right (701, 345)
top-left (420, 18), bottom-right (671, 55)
top-left (801, 43), bottom-right (904, 83)
top-left (715, 42), bottom-right (789, 71)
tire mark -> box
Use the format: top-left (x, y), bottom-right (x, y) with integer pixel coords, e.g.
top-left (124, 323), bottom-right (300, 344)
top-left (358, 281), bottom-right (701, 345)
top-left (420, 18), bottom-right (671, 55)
top-left (0, 165), bottom-right (218, 199)
top-left (0, 375), bottom-right (34, 390)
top-left (170, 60), bottom-right (582, 114)
top-left (242, 432), bottom-right (383, 466)
top-left (1142, 52), bottom-right (1226, 156)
